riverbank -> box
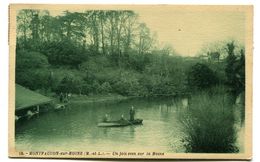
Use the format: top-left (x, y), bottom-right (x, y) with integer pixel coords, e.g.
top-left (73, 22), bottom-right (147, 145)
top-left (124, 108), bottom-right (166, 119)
top-left (68, 94), bottom-right (129, 103)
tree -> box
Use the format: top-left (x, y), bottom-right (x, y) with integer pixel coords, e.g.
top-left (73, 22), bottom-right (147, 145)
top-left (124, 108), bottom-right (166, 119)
top-left (207, 52), bottom-right (220, 62)
top-left (43, 39), bottom-right (87, 67)
top-left (225, 45), bottom-right (245, 96)
top-left (16, 50), bottom-right (49, 70)
top-left (187, 63), bottom-right (218, 90)
top-left (17, 10), bottom-right (34, 49)
top-left (15, 50), bottom-right (50, 90)
top-left (59, 11), bottom-right (87, 42)
top-left (85, 11), bottom-right (100, 54)
top-left (237, 48), bottom-right (245, 91)
top-left (121, 11), bottom-right (138, 55)
top-left (99, 11), bottom-right (107, 55)
top-left (225, 41), bottom-right (238, 95)
top-left (137, 23), bottom-right (153, 55)
top-left (30, 10), bottom-right (40, 43)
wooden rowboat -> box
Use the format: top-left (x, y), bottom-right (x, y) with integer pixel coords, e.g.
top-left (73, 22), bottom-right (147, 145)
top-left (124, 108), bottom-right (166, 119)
top-left (97, 119), bottom-right (143, 127)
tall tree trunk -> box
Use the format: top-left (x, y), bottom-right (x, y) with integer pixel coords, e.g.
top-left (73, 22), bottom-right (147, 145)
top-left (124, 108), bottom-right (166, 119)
top-left (100, 13), bottom-right (106, 55)
top-left (109, 16), bottom-right (115, 55)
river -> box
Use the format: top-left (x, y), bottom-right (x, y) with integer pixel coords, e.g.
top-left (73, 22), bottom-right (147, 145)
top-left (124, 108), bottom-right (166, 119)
top-left (15, 98), bottom-right (188, 152)
top-left (15, 97), bottom-right (243, 153)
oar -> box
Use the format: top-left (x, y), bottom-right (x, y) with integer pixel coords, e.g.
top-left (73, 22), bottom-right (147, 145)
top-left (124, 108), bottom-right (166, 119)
top-left (126, 119), bottom-right (134, 126)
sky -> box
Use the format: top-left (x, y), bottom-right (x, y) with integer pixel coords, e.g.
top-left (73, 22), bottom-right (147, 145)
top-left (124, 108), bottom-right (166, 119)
top-left (136, 9), bottom-right (246, 56)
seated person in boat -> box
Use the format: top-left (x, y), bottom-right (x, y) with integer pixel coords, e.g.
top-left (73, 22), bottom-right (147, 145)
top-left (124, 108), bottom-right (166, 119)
top-left (103, 114), bottom-right (109, 122)
top-left (120, 114), bottom-right (127, 123)
top-left (129, 106), bottom-right (135, 121)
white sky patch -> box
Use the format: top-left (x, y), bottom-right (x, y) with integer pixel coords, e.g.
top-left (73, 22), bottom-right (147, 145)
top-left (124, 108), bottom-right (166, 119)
top-left (137, 10), bottom-right (245, 56)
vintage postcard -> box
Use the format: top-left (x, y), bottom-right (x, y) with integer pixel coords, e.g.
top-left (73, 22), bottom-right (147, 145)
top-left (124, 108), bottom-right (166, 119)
top-left (9, 4), bottom-right (253, 160)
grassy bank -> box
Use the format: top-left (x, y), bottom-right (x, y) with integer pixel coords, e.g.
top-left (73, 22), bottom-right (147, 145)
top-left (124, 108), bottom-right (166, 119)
top-left (178, 87), bottom-right (238, 153)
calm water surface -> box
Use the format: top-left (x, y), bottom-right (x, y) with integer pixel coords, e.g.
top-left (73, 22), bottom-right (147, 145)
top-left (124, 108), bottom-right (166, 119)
top-left (16, 98), bottom-right (187, 152)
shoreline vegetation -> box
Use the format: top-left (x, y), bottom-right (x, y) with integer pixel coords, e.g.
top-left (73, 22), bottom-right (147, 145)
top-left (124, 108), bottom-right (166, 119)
top-left (177, 86), bottom-right (241, 153)
top-left (69, 94), bottom-right (128, 103)
top-left (53, 93), bottom-right (188, 105)
top-left (15, 9), bottom-right (245, 153)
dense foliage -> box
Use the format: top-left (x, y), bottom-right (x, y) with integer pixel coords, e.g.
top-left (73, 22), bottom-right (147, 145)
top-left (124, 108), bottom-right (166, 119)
top-left (225, 41), bottom-right (245, 96)
top-left (187, 63), bottom-right (218, 90)
top-left (16, 9), bottom-right (245, 98)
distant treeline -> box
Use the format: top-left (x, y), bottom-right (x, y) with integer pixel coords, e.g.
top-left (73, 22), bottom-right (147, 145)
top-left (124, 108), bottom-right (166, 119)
top-left (16, 10), bottom-right (245, 98)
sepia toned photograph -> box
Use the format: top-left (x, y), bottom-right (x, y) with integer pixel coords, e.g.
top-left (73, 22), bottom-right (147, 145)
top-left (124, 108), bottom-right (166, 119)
top-left (9, 4), bottom-right (252, 159)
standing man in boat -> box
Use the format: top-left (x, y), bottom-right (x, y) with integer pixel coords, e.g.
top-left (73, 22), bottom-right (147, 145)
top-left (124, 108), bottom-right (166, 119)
top-left (129, 106), bottom-right (135, 121)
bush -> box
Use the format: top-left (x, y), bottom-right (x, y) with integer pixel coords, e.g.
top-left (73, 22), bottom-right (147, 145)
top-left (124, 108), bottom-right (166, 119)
top-left (127, 53), bottom-right (151, 71)
top-left (15, 50), bottom-right (50, 91)
top-left (42, 40), bottom-right (87, 67)
top-left (110, 71), bottom-right (143, 96)
top-left (56, 73), bottom-right (85, 94)
top-left (16, 50), bottom-right (49, 70)
top-left (98, 82), bottom-right (112, 94)
top-left (16, 69), bottom-right (51, 91)
top-left (187, 63), bottom-right (218, 90)
top-left (178, 89), bottom-right (238, 153)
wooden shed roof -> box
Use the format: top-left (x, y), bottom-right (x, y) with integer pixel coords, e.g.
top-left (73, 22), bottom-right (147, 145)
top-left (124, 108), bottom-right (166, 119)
top-left (15, 84), bottom-right (53, 111)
